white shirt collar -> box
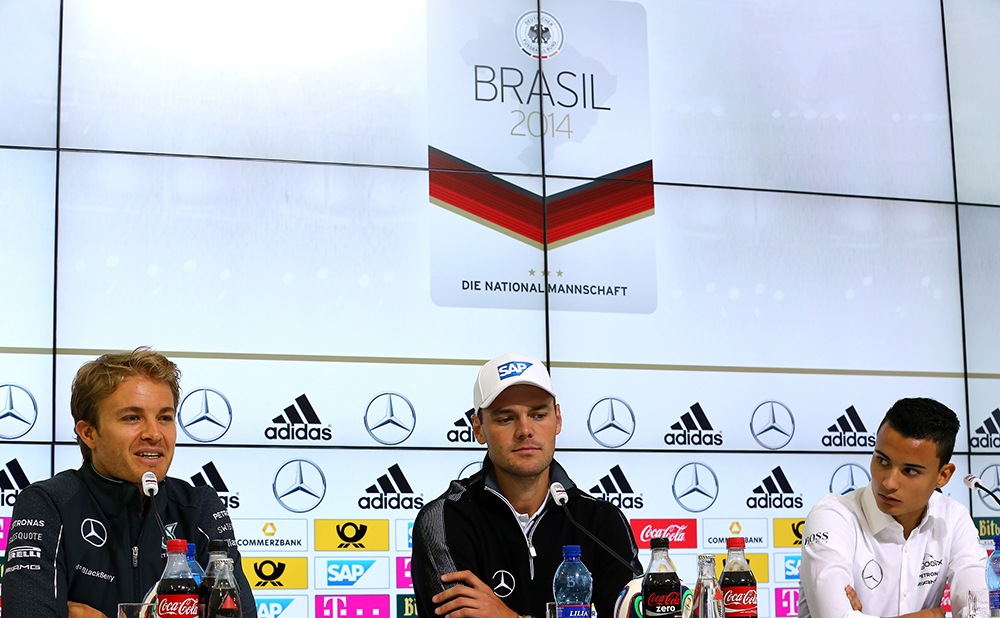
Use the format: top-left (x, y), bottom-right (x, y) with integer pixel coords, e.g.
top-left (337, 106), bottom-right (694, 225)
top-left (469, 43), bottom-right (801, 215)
top-left (859, 481), bottom-right (935, 537)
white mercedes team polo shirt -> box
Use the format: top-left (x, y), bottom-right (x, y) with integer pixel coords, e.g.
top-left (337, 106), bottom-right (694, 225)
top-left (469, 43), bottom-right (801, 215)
top-left (798, 482), bottom-right (985, 618)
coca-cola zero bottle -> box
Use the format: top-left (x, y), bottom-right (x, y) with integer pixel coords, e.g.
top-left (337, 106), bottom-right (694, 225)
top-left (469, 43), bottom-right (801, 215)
top-left (157, 538), bottom-right (200, 618)
top-left (199, 539), bottom-right (231, 618)
top-left (642, 538), bottom-right (682, 618)
top-left (719, 537), bottom-right (756, 618)
top-left (207, 557), bottom-right (242, 618)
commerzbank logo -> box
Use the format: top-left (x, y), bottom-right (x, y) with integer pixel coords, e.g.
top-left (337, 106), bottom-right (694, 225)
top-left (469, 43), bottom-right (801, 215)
top-left (587, 398), bottom-right (635, 448)
top-left (178, 388), bottom-right (232, 443)
top-left (0, 384), bottom-right (37, 440)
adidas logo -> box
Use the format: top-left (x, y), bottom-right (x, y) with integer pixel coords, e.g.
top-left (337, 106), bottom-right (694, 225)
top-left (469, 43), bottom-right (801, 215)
top-left (663, 403), bottom-right (723, 446)
top-left (447, 409), bottom-right (477, 443)
top-left (822, 406), bottom-right (875, 448)
top-left (589, 465), bottom-right (643, 509)
top-left (264, 394), bottom-right (332, 441)
top-left (747, 466), bottom-right (802, 509)
top-left (191, 462), bottom-right (240, 509)
top-left (358, 464), bottom-right (423, 510)
top-left (972, 409), bottom-right (1000, 449)
top-left (0, 458), bottom-right (31, 506)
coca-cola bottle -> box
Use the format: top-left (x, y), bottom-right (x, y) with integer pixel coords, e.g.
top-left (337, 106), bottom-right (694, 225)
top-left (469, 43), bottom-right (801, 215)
top-left (207, 558), bottom-right (242, 618)
top-left (642, 538), bottom-right (682, 618)
top-left (719, 537), bottom-right (757, 618)
top-left (691, 554), bottom-right (723, 618)
top-left (199, 539), bottom-right (230, 618)
top-left (157, 538), bottom-right (200, 618)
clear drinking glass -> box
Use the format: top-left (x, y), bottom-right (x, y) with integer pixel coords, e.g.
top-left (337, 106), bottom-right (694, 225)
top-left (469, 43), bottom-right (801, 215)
top-left (117, 602), bottom-right (156, 618)
top-left (967, 589), bottom-right (989, 618)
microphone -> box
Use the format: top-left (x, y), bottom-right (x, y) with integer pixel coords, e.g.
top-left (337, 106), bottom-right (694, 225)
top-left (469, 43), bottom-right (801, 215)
top-left (548, 483), bottom-right (642, 577)
top-left (142, 472), bottom-right (170, 541)
top-left (965, 474), bottom-right (1000, 508)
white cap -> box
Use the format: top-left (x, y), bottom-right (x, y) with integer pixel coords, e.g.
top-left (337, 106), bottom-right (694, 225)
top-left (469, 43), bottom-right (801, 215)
top-left (473, 353), bottom-right (556, 412)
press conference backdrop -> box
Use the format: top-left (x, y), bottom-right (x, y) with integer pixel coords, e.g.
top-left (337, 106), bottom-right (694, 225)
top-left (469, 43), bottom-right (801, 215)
top-left (2, 0), bottom-right (1000, 617)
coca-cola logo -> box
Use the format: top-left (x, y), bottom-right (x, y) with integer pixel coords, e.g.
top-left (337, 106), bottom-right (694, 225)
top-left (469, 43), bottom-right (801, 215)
top-left (723, 588), bottom-right (758, 608)
top-left (157, 596), bottom-right (199, 617)
top-left (639, 524), bottom-right (687, 543)
top-left (646, 592), bottom-right (681, 606)
top-left (630, 519), bottom-right (698, 549)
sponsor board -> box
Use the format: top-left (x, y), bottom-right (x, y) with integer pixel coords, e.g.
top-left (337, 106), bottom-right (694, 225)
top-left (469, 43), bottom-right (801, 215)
top-left (241, 557), bottom-right (308, 589)
top-left (714, 553), bottom-right (769, 583)
top-left (398, 594), bottom-right (420, 618)
top-left (702, 519), bottom-right (768, 549)
top-left (396, 520), bottom-right (414, 551)
top-left (397, 556), bottom-right (413, 588)
top-left (315, 520), bottom-right (389, 551)
top-left (314, 557), bottom-right (389, 588)
top-left (233, 519), bottom-right (307, 552)
top-left (974, 517), bottom-right (1000, 540)
top-left (629, 519), bottom-right (697, 549)
top-left (774, 587), bottom-right (799, 618)
top-left (315, 595), bottom-right (390, 618)
top-left (255, 595), bottom-right (308, 618)
top-left (773, 519), bottom-right (806, 547)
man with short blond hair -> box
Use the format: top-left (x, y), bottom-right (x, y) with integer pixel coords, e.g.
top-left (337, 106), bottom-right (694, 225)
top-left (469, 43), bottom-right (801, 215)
top-left (3, 347), bottom-right (255, 618)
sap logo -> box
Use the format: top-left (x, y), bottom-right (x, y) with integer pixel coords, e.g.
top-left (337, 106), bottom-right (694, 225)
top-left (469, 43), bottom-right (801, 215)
top-left (497, 361), bottom-right (531, 380)
top-left (257, 598), bottom-right (294, 618)
top-left (783, 556), bottom-right (801, 580)
top-left (327, 560), bottom-right (376, 585)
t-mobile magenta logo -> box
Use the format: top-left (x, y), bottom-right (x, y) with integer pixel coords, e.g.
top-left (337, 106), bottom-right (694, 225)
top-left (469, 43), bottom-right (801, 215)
top-left (775, 588), bottom-right (799, 617)
top-left (0, 516), bottom-right (9, 550)
top-left (315, 595), bottom-right (390, 618)
top-left (396, 557), bottom-right (413, 588)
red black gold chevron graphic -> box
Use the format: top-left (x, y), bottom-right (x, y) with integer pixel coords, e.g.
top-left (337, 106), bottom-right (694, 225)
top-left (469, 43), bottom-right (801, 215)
top-left (429, 147), bottom-right (654, 249)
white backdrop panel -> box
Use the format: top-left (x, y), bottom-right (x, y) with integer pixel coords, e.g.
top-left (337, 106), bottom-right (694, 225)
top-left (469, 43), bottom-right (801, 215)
top-left (958, 205), bottom-right (1000, 374)
top-left (0, 0), bottom-right (59, 148)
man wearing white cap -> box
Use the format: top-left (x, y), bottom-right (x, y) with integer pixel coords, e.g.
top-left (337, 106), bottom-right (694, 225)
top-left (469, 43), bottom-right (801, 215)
top-left (411, 353), bottom-right (640, 618)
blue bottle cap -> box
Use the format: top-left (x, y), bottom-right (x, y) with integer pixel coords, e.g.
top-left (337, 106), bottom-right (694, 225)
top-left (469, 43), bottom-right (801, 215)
top-left (563, 545), bottom-right (581, 557)
top-left (187, 542), bottom-right (197, 558)
top-left (994, 535), bottom-right (1000, 547)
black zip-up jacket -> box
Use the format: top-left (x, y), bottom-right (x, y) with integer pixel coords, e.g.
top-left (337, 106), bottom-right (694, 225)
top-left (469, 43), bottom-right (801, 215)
top-left (411, 457), bottom-right (640, 618)
top-left (2, 463), bottom-right (255, 618)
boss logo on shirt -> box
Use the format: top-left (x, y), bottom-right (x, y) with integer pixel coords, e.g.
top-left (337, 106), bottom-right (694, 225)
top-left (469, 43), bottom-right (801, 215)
top-left (801, 531), bottom-right (828, 546)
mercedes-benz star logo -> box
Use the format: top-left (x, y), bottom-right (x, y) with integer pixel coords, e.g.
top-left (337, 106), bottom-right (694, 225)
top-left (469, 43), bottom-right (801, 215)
top-left (672, 462), bottom-right (719, 513)
top-left (862, 559), bottom-right (883, 589)
top-left (0, 383), bottom-right (38, 440)
top-left (81, 518), bottom-right (107, 547)
top-left (178, 388), bottom-right (232, 443)
top-left (364, 392), bottom-right (416, 446)
top-left (272, 459), bottom-right (327, 513)
top-left (750, 401), bottom-right (795, 450)
top-left (587, 397), bottom-right (636, 448)
top-left (457, 460), bottom-right (482, 480)
top-left (492, 570), bottom-right (515, 598)
top-left (830, 463), bottom-right (871, 495)
top-left (978, 465), bottom-right (1000, 512)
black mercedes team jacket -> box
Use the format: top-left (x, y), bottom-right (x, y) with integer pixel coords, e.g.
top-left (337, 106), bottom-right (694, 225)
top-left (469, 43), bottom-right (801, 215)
top-left (2, 463), bottom-right (256, 618)
top-left (411, 457), bottom-right (641, 618)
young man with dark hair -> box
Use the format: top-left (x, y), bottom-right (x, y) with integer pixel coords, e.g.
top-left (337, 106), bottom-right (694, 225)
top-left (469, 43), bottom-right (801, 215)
top-left (799, 398), bottom-right (985, 618)
top-left (3, 348), bottom-right (256, 618)
top-left (411, 353), bottom-right (640, 618)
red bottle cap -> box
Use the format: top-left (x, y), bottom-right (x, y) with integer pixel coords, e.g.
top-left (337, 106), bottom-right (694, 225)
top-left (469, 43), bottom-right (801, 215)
top-left (726, 537), bottom-right (745, 549)
top-left (166, 539), bottom-right (188, 552)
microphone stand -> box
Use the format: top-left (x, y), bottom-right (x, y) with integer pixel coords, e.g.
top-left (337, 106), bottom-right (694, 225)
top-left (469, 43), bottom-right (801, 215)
top-left (550, 484), bottom-right (641, 577)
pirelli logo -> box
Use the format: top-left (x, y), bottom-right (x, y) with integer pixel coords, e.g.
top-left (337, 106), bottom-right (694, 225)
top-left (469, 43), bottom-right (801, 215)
top-left (315, 520), bottom-right (389, 551)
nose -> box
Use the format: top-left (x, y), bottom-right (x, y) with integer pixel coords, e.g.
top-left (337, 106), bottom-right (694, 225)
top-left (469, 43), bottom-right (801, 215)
top-left (881, 468), bottom-right (900, 491)
top-left (514, 414), bottom-right (533, 438)
top-left (140, 417), bottom-right (162, 442)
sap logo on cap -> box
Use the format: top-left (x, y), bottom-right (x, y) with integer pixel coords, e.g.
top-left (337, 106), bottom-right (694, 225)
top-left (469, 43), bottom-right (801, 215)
top-left (325, 560), bottom-right (376, 585)
top-left (498, 361), bottom-right (532, 379)
top-left (783, 555), bottom-right (801, 580)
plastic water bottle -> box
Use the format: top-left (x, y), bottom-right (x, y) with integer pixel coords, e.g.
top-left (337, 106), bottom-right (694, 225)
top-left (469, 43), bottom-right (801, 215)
top-left (186, 542), bottom-right (205, 586)
top-left (553, 545), bottom-right (593, 618)
top-left (987, 535), bottom-right (1000, 617)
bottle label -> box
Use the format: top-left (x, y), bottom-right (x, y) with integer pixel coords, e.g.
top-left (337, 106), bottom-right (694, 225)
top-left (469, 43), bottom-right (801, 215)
top-left (558, 604), bottom-right (592, 618)
top-left (722, 587), bottom-right (757, 617)
top-left (990, 590), bottom-right (1000, 612)
top-left (645, 591), bottom-right (682, 614)
top-left (157, 594), bottom-right (199, 617)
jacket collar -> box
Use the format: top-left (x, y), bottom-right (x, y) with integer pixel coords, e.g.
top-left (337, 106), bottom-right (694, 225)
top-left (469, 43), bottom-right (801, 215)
top-left (480, 455), bottom-right (577, 494)
top-left (80, 462), bottom-right (166, 518)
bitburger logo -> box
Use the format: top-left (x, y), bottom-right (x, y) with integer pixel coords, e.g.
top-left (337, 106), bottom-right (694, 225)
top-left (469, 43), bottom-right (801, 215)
top-left (747, 466), bottom-right (803, 509)
top-left (664, 403), bottom-right (722, 446)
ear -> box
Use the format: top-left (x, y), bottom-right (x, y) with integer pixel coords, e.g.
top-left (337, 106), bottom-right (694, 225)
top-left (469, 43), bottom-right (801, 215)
top-left (554, 403), bottom-right (562, 436)
top-left (471, 412), bottom-right (487, 445)
top-left (76, 419), bottom-right (99, 451)
top-left (937, 462), bottom-right (956, 488)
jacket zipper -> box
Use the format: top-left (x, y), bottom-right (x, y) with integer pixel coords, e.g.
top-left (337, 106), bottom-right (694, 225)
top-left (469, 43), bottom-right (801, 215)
top-left (486, 486), bottom-right (548, 580)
